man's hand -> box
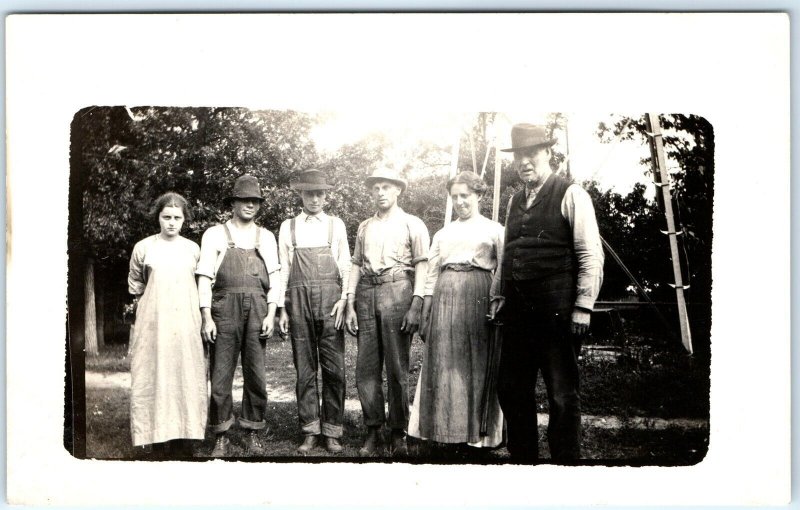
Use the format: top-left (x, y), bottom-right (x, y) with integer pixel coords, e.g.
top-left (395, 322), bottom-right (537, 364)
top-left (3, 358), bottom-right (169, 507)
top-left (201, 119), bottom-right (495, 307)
top-left (330, 299), bottom-right (347, 331)
top-left (201, 309), bottom-right (217, 344)
top-left (571, 308), bottom-right (591, 336)
top-left (401, 296), bottom-right (423, 335)
top-left (345, 298), bottom-right (359, 336)
top-left (261, 309), bottom-right (276, 339)
top-left (488, 297), bottom-right (505, 322)
top-left (278, 308), bottom-right (290, 337)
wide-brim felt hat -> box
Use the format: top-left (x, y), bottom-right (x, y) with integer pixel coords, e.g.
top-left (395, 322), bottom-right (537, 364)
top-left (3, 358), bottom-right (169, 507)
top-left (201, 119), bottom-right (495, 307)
top-left (290, 169), bottom-right (334, 191)
top-left (500, 123), bottom-right (558, 152)
top-left (224, 174), bottom-right (265, 205)
top-left (364, 168), bottom-right (407, 193)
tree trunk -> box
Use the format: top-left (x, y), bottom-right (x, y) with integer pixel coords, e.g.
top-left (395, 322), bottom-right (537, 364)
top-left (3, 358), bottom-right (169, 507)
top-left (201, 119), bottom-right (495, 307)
top-left (84, 257), bottom-right (98, 356)
top-left (96, 278), bottom-right (105, 348)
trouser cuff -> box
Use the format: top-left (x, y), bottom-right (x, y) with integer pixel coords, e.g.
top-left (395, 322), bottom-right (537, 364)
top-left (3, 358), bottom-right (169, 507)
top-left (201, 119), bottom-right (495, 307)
top-left (239, 417), bottom-right (267, 430)
top-left (321, 422), bottom-right (343, 438)
top-left (212, 415), bottom-right (235, 434)
top-left (301, 419), bottom-right (321, 436)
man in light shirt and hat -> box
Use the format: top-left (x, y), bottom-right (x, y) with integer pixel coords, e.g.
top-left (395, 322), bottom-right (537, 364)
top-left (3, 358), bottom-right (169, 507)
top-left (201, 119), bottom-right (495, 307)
top-left (197, 174), bottom-right (281, 457)
top-left (345, 167), bottom-right (430, 457)
top-left (277, 169), bottom-right (351, 455)
top-left (489, 123), bottom-right (604, 462)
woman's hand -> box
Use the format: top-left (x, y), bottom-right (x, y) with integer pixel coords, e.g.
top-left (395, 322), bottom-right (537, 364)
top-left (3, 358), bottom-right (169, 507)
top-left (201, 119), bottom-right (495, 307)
top-left (418, 296), bottom-right (433, 342)
top-left (201, 309), bottom-right (217, 344)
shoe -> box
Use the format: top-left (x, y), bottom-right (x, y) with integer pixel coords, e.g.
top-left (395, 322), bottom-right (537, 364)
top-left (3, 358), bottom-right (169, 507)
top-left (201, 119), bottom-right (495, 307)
top-left (325, 437), bottom-right (343, 454)
top-left (297, 435), bottom-right (319, 454)
top-left (390, 430), bottom-right (407, 457)
top-left (210, 435), bottom-right (230, 457)
top-left (358, 427), bottom-right (381, 457)
top-left (245, 431), bottom-right (263, 454)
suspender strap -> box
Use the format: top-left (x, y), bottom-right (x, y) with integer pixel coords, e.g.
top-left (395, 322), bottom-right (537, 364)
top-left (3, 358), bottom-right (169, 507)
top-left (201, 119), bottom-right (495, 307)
top-left (290, 218), bottom-right (297, 248)
top-left (222, 223), bottom-right (235, 248)
top-left (223, 222), bottom-right (261, 249)
top-left (327, 217), bottom-right (334, 247)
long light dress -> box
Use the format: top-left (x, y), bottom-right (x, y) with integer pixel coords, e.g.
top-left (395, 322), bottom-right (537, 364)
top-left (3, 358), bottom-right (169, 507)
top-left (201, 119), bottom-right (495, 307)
top-left (128, 234), bottom-right (208, 446)
top-left (408, 214), bottom-right (505, 447)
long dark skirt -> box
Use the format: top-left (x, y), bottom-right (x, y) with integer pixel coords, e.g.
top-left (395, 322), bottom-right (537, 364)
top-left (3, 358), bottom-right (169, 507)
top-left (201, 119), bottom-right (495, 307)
top-left (408, 268), bottom-right (503, 446)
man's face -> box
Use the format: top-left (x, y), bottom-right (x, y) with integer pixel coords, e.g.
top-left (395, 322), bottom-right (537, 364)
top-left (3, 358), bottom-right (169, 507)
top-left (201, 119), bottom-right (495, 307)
top-left (231, 198), bottom-right (261, 221)
top-left (513, 145), bottom-right (551, 188)
top-left (300, 190), bottom-right (327, 215)
top-left (370, 181), bottom-right (401, 211)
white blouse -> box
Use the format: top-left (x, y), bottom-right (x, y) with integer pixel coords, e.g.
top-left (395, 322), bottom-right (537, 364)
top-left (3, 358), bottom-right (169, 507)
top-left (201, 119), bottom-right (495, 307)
top-left (424, 214), bottom-right (505, 297)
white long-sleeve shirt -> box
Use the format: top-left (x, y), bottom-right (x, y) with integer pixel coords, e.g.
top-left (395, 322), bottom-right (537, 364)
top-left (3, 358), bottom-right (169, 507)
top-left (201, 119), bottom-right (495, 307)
top-left (277, 211), bottom-right (351, 308)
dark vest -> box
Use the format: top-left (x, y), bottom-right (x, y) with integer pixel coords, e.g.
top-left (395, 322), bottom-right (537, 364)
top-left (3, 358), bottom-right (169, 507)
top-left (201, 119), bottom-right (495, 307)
top-left (502, 174), bottom-right (575, 282)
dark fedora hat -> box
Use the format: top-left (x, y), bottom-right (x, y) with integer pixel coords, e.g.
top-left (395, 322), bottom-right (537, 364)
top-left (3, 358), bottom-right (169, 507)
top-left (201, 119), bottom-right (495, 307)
top-left (224, 174), bottom-right (264, 206)
top-left (500, 123), bottom-right (557, 152)
top-left (290, 169), bottom-right (334, 191)
top-left (364, 167), bottom-right (407, 193)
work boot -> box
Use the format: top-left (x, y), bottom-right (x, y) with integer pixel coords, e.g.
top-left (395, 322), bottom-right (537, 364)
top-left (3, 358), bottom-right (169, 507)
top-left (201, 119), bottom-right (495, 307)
top-left (325, 436), bottom-right (343, 454)
top-left (358, 427), bottom-right (381, 457)
top-left (210, 434), bottom-right (230, 458)
top-left (297, 434), bottom-right (319, 454)
top-left (390, 430), bottom-right (407, 457)
top-left (245, 431), bottom-right (263, 455)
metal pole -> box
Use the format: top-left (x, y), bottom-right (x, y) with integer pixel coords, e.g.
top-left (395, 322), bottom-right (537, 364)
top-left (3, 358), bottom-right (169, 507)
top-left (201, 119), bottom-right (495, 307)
top-left (646, 113), bottom-right (693, 354)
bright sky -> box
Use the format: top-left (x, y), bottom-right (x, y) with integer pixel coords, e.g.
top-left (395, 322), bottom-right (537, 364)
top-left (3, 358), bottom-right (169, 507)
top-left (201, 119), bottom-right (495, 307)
top-left (309, 111), bottom-right (676, 199)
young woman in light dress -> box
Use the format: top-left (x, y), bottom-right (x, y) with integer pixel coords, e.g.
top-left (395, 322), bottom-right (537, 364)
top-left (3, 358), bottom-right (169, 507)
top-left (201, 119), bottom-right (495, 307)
top-left (127, 193), bottom-right (207, 457)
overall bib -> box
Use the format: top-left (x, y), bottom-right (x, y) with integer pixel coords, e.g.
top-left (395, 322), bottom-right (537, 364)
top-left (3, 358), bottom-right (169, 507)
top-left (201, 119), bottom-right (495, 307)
top-left (286, 217), bottom-right (346, 438)
top-left (209, 224), bottom-right (271, 432)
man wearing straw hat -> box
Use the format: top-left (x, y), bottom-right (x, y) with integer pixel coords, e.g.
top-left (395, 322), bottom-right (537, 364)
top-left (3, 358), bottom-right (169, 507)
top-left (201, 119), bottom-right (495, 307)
top-left (277, 169), bottom-right (351, 455)
top-left (488, 123), bottom-right (604, 462)
top-left (197, 174), bottom-right (281, 457)
top-left (345, 167), bottom-right (430, 457)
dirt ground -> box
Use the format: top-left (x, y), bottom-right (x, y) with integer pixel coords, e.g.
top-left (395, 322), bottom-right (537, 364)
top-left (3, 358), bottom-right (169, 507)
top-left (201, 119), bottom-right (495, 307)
top-left (81, 336), bottom-right (709, 465)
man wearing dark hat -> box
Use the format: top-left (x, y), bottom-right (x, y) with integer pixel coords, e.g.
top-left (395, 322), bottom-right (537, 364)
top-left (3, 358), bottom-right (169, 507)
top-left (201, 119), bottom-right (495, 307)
top-left (197, 174), bottom-right (281, 457)
top-left (276, 169), bottom-right (351, 454)
top-left (488, 123), bottom-right (604, 462)
top-left (344, 167), bottom-right (430, 457)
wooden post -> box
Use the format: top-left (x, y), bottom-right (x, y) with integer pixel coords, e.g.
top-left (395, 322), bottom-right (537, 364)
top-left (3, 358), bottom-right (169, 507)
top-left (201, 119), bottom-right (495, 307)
top-left (646, 113), bottom-right (693, 354)
top-left (444, 133), bottom-right (460, 226)
top-left (492, 136), bottom-right (502, 223)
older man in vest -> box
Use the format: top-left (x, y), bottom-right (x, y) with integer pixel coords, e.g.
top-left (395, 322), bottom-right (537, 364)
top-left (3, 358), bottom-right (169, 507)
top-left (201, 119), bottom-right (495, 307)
top-left (489, 123), bottom-right (604, 462)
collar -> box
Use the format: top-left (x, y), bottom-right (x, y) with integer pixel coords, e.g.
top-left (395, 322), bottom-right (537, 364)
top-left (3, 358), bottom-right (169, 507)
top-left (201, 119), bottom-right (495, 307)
top-left (299, 211), bottom-right (327, 223)
top-left (374, 206), bottom-right (404, 221)
top-left (525, 173), bottom-right (552, 196)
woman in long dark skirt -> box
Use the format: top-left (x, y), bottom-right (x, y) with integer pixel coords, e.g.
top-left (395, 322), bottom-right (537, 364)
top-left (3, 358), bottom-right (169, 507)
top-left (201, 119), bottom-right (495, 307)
top-left (408, 172), bottom-right (505, 453)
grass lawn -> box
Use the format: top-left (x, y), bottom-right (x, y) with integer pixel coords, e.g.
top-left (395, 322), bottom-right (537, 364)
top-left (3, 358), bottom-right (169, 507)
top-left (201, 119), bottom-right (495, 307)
top-left (84, 332), bottom-right (709, 465)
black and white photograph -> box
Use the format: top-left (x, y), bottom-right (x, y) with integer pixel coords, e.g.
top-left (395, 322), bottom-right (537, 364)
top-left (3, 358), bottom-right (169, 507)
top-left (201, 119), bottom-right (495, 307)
top-left (5, 13), bottom-right (790, 507)
top-left (67, 108), bottom-right (712, 465)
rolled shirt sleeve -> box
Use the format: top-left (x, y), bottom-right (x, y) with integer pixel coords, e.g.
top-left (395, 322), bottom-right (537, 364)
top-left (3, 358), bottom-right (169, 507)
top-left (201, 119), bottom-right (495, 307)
top-left (277, 220), bottom-right (292, 308)
top-left (333, 217), bottom-right (352, 300)
top-left (257, 228), bottom-right (282, 305)
top-left (562, 184), bottom-right (605, 311)
top-left (408, 215), bottom-right (430, 266)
